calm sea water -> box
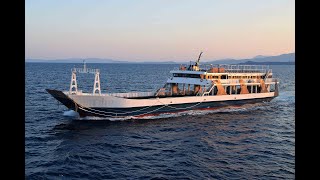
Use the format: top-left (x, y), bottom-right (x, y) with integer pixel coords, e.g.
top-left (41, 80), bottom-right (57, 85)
top-left (25, 63), bottom-right (295, 179)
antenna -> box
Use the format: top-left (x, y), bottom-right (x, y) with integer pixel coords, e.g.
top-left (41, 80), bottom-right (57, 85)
top-left (83, 60), bottom-right (87, 72)
top-left (69, 60), bottom-right (101, 95)
top-left (195, 52), bottom-right (203, 66)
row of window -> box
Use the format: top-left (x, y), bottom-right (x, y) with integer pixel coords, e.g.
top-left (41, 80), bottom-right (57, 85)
top-left (173, 73), bottom-right (201, 78)
top-left (228, 76), bottom-right (265, 79)
top-left (173, 73), bottom-right (267, 80)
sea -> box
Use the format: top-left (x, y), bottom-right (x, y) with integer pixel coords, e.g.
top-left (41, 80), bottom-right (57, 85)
top-left (25, 63), bottom-right (295, 179)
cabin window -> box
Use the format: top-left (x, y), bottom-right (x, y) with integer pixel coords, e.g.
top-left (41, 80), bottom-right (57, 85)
top-left (172, 73), bottom-right (201, 78)
top-left (221, 75), bottom-right (227, 79)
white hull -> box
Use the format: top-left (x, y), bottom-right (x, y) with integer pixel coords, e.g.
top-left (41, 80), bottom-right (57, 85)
top-left (67, 91), bottom-right (276, 108)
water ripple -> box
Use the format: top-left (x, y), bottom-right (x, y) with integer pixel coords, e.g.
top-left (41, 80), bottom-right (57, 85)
top-left (26, 63), bottom-right (295, 179)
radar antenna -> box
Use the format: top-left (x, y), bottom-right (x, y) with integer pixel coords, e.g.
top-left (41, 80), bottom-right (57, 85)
top-left (195, 52), bottom-right (203, 66)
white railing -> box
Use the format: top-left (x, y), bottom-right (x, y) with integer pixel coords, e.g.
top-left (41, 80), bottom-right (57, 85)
top-left (202, 84), bottom-right (215, 96)
top-left (106, 91), bottom-right (155, 98)
top-left (173, 64), bottom-right (269, 73)
top-left (219, 64), bottom-right (268, 73)
top-left (265, 78), bottom-right (279, 83)
top-left (72, 68), bottom-right (100, 74)
top-left (219, 78), bottom-right (279, 84)
top-left (220, 79), bottom-right (238, 84)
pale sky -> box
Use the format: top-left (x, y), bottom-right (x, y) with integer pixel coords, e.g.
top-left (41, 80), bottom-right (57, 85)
top-left (25, 0), bottom-right (295, 62)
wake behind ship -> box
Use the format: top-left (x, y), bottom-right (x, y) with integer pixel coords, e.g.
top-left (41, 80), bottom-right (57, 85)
top-left (46, 53), bottom-right (279, 119)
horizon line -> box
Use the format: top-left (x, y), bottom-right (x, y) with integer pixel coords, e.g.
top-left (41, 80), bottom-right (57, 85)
top-left (25, 52), bottom-right (295, 62)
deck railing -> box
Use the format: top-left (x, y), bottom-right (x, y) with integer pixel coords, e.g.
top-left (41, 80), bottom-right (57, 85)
top-left (220, 78), bottom-right (279, 84)
top-left (106, 91), bottom-right (155, 98)
top-left (72, 68), bottom-right (100, 74)
top-left (174, 64), bottom-right (270, 73)
top-left (219, 64), bottom-right (269, 73)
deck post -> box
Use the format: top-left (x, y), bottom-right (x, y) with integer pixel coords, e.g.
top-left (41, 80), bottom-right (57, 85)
top-left (69, 70), bottom-right (77, 94)
top-left (183, 84), bottom-right (185, 95)
top-left (93, 71), bottom-right (101, 95)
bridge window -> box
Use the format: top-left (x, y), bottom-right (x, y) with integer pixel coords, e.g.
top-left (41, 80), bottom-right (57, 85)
top-left (173, 73), bottom-right (201, 78)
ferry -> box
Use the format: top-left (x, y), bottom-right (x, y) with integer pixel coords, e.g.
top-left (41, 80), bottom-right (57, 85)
top-left (46, 52), bottom-right (279, 118)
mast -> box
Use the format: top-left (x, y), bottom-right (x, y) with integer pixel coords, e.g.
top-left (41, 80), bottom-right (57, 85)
top-left (93, 71), bottom-right (101, 95)
top-left (195, 51), bottom-right (203, 66)
top-left (69, 69), bottom-right (78, 94)
top-left (83, 60), bottom-right (87, 73)
top-left (69, 61), bottom-right (101, 95)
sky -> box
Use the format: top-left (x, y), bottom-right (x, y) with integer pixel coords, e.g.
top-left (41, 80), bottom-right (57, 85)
top-left (25, 0), bottom-right (295, 62)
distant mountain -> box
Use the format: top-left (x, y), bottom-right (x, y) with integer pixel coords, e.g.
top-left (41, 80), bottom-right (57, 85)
top-left (25, 58), bottom-right (177, 64)
top-left (239, 61), bottom-right (295, 65)
top-left (203, 59), bottom-right (239, 64)
top-left (26, 58), bottom-right (129, 63)
top-left (26, 52), bottom-right (295, 65)
top-left (138, 61), bottom-right (177, 64)
top-left (253, 55), bottom-right (268, 59)
top-left (204, 53), bottom-right (295, 65)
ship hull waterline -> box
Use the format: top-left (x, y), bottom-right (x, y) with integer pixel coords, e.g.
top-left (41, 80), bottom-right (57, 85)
top-left (46, 89), bottom-right (276, 118)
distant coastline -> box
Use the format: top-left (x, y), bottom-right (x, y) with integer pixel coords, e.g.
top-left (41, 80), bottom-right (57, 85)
top-left (26, 52), bottom-right (295, 65)
top-left (25, 61), bottom-right (295, 65)
top-left (238, 61), bottom-right (295, 65)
